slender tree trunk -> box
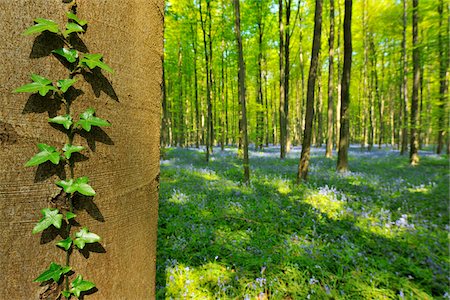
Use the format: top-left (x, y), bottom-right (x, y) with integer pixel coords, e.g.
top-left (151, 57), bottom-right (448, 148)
top-left (437, 0), bottom-right (448, 154)
top-left (279, 0), bottom-right (286, 158)
top-left (257, 3), bottom-right (265, 150)
top-left (336, 0), bottom-right (352, 172)
top-left (316, 69), bottom-right (323, 147)
top-left (234, 0), bottom-right (250, 183)
top-left (326, 0), bottom-right (335, 158)
top-left (161, 54), bottom-right (169, 149)
top-left (199, 0), bottom-right (213, 161)
top-left (410, 0), bottom-right (420, 165)
top-left (191, 24), bottom-right (200, 148)
top-left (299, 30), bottom-right (306, 145)
top-left (285, 0), bottom-right (292, 153)
top-left (335, 0), bottom-right (342, 149)
top-left (297, 0), bottom-right (323, 182)
top-left (401, 0), bottom-right (409, 155)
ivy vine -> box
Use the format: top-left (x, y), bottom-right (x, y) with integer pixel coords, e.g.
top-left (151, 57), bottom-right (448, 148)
top-left (14, 1), bottom-right (113, 298)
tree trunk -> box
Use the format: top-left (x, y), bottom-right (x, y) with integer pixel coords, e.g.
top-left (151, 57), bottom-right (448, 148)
top-left (191, 23), bottom-right (201, 148)
top-left (326, 0), bottom-right (335, 158)
top-left (285, 0), bottom-right (292, 153)
top-left (401, 0), bottom-right (409, 155)
top-left (336, 0), bottom-right (352, 172)
top-left (279, 0), bottom-right (286, 159)
top-left (410, 0), bottom-right (420, 165)
top-left (297, 0), bottom-right (323, 182)
top-left (234, 0), bottom-right (250, 183)
top-left (0, 1), bottom-right (161, 298)
top-left (437, 0), bottom-right (448, 154)
top-left (257, 3), bottom-right (265, 150)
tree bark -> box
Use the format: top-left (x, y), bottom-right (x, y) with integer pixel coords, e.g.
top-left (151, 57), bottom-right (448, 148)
top-left (0, 0), bottom-right (162, 298)
top-left (336, 0), bottom-right (352, 172)
top-left (234, 0), bottom-right (250, 183)
top-left (279, 0), bottom-right (287, 159)
top-left (410, 0), bottom-right (420, 165)
top-left (401, 0), bottom-right (409, 155)
top-left (297, 0), bottom-right (323, 182)
top-left (437, 0), bottom-right (448, 154)
top-left (326, 0), bottom-right (335, 158)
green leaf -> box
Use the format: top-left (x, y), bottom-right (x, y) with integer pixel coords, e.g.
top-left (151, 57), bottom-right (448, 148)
top-left (64, 22), bottom-right (85, 36)
top-left (74, 227), bottom-right (101, 250)
top-left (48, 115), bottom-right (73, 130)
top-left (14, 74), bottom-right (56, 96)
top-left (66, 211), bottom-right (77, 220)
top-left (34, 262), bottom-right (71, 283)
top-left (23, 18), bottom-right (59, 35)
top-left (80, 53), bottom-right (114, 73)
top-left (66, 12), bottom-right (87, 26)
top-left (57, 237), bottom-right (73, 251)
top-left (56, 177), bottom-right (96, 196)
top-left (62, 144), bottom-right (85, 159)
top-left (75, 108), bottom-right (111, 132)
top-left (32, 208), bottom-right (63, 234)
top-left (61, 290), bottom-right (71, 298)
top-left (25, 143), bottom-right (60, 167)
top-left (53, 48), bottom-right (78, 63)
top-left (57, 78), bottom-right (78, 93)
top-left (70, 275), bottom-right (96, 298)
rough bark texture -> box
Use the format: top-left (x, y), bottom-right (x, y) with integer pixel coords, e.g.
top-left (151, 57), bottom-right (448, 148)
top-left (336, 0), bottom-right (352, 173)
top-left (297, 0), bottom-right (323, 182)
top-left (0, 1), bottom-right (162, 299)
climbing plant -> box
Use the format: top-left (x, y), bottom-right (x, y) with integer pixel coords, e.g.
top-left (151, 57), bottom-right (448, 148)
top-left (14, 1), bottom-right (113, 298)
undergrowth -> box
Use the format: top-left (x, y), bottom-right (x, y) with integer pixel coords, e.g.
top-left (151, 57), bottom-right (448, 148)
top-left (157, 146), bottom-right (449, 299)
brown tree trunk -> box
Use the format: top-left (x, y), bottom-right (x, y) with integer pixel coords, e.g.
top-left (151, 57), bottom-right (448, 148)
top-left (279, 0), bottom-right (286, 158)
top-left (401, 0), bottom-right (409, 155)
top-left (191, 23), bottom-right (201, 148)
top-left (257, 2), bottom-right (265, 150)
top-left (285, 0), bottom-right (292, 153)
top-left (297, 0), bottom-right (323, 182)
top-left (410, 0), bottom-right (420, 165)
top-left (437, 0), bottom-right (448, 154)
top-left (234, 0), bottom-right (250, 183)
top-left (336, 0), bottom-right (352, 172)
top-left (0, 0), bottom-right (161, 298)
top-left (326, 0), bottom-right (335, 158)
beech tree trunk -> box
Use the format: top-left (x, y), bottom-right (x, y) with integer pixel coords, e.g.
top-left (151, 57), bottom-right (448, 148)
top-left (410, 0), bottom-right (420, 165)
top-left (437, 0), bottom-right (448, 154)
top-left (0, 0), bottom-right (162, 298)
top-left (325, 0), bottom-right (335, 158)
top-left (336, 0), bottom-right (352, 172)
top-left (234, 0), bottom-right (250, 183)
top-left (279, 0), bottom-right (287, 159)
top-left (297, 0), bottom-right (323, 182)
top-left (401, 0), bottom-right (409, 155)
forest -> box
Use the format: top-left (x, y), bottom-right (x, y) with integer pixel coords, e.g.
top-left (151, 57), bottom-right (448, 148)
top-left (157, 0), bottom-right (449, 298)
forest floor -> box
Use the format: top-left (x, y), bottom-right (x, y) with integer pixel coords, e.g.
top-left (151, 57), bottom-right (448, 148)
top-left (156, 145), bottom-right (449, 299)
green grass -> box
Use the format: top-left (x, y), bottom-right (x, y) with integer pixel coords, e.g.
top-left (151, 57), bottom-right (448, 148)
top-left (156, 146), bottom-right (449, 299)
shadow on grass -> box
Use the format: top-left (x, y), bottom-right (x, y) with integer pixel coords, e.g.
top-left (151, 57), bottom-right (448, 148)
top-left (156, 147), bottom-right (449, 299)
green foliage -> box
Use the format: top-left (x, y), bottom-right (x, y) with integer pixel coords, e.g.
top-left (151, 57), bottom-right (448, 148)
top-left (62, 144), bottom-right (85, 159)
top-left (76, 108), bottom-right (111, 132)
top-left (48, 115), bottom-right (73, 130)
top-left (14, 74), bottom-right (57, 96)
top-left (25, 143), bottom-right (60, 167)
top-left (73, 227), bottom-right (101, 249)
top-left (17, 9), bottom-right (113, 297)
top-left (57, 237), bottom-right (73, 251)
top-left (34, 262), bottom-right (71, 283)
top-left (32, 208), bottom-right (63, 234)
top-left (65, 275), bottom-right (96, 298)
top-left (53, 48), bottom-right (79, 63)
top-left (56, 177), bottom-right (96, 196)
top-left (23, 18), bottom-right (59, 35)
top-left (80, 54), bottom-right (114, 73)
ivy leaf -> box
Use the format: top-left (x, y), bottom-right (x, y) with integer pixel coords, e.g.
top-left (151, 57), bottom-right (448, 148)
top-left (57, 78), bottom-right (78, 93)
top-left (32, 208), bottom-right (63, 234)
top-left (52, 48), bottom-right (78, 63)
top-left (74, 227), bottom-right (101, 249)
top-left (70, 275), bottom-right (96, 298)
top-left (34, 262), bottom-right (71, 282)
top-left (61, 291), bottom-right (71, 298)
top-left (56, 177), bottom-right (96, 196)
top-left (14, 74), bottom-right (56, 96)
top-left (80, 53), bottom-right (114, 73)
top-left (57, 237), bottom-right (73, 251)
top-left (64, 22), bottom-right (85, 36)
top-left (48, 115), bottom-right (73, 130)
top-left (62, 144), bottom-right (85, 159)
top-left (75, 108), bottom-right (111, 132)
top-left (66, 211), bottom-right (77, 220)
top-left (23, 18), bottom-right (59, 35)
top-left (25, 143), bottom-right (60, 167)
top-left (66, 12), bottom-right (87, 26)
